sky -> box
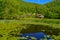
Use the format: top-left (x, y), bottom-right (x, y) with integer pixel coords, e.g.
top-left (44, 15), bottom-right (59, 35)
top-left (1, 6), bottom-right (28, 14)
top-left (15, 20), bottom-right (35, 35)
top-left (23, 0), bottom-right (53, 4)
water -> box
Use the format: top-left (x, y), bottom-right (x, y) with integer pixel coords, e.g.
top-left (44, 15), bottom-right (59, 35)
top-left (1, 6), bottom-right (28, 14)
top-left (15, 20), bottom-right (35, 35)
top-left (23, 0), bottom-right (53, 4)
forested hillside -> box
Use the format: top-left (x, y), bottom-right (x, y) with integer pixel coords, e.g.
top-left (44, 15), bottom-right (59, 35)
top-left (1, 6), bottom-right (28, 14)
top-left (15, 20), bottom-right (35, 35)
top-left (45, 0), bottom-right (60, 19)
top-left (0, 0), bottom-right (60, 19)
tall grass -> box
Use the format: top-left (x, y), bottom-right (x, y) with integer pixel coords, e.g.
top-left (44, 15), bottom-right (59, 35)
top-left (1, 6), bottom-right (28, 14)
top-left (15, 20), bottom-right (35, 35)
top-left (0, 19), bottom-right (60, 40)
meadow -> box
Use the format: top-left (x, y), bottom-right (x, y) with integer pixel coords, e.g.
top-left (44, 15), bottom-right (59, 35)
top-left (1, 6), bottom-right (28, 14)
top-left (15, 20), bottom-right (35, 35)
top-left (0, 18), bottom-right (60, 40)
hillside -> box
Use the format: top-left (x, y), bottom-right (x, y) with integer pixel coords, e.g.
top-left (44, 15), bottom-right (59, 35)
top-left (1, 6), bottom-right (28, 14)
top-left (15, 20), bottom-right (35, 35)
top-left (45, 0), bottom-right (60, 19)
top-left (0, 0), bottom-right (60, 19)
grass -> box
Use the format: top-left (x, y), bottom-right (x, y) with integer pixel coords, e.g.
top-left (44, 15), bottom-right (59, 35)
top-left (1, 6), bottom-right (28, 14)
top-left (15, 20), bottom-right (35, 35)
top-left (0, 18), bottom-right (60, 40)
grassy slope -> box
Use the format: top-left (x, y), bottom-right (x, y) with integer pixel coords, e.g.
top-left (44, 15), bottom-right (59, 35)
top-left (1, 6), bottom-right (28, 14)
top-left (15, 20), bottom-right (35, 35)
top-left (20, 18), bottom-right (60, 28)
top-left (0, 18), bottom-right (60, 29)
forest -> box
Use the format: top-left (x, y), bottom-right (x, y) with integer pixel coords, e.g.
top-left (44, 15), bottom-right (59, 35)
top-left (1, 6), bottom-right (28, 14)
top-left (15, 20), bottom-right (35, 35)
top-left (0, 0), bottom-right (60, 19)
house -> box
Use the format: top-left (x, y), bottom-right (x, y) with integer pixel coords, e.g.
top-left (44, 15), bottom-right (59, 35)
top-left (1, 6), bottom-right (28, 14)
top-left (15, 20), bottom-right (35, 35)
top-left (37, 14), bottom-right (44, 18)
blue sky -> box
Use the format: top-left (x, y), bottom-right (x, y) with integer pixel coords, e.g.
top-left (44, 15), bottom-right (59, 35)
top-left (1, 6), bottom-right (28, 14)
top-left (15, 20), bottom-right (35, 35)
top-left (23, 0), bottom-right (53, 4)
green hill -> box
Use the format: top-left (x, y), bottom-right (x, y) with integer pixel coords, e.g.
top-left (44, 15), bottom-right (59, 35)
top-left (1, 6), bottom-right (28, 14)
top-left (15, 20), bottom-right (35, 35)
top-left (0, 0), bottom-right (60, 19)
top-left (45, 0), bottom-right (60, 19)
